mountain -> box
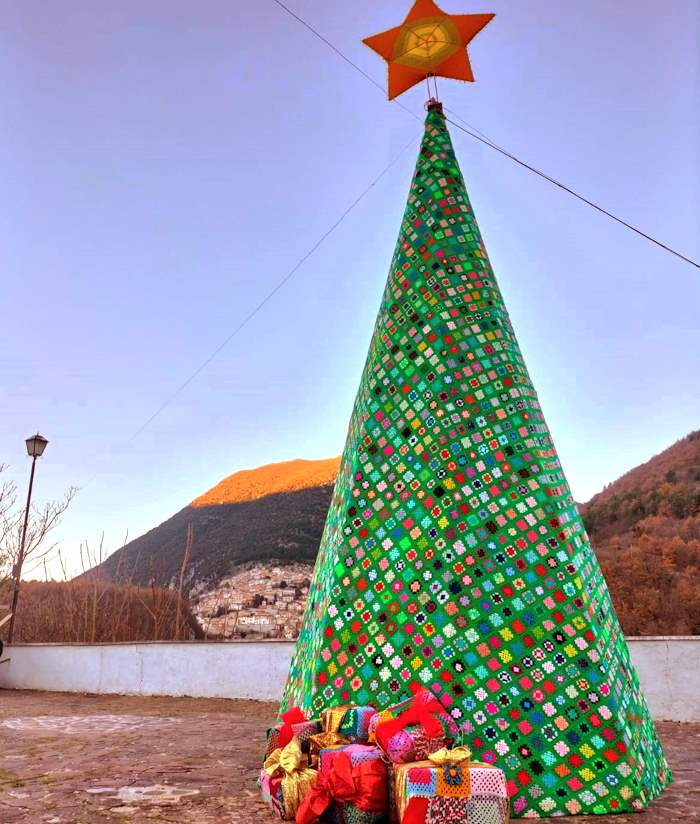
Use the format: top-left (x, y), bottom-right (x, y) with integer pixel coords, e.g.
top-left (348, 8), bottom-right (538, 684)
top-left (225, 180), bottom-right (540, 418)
top-left (89, 433), bottom-right (700, 636)
top-left (90, 457), bottom-right (340, 590)
top-left (580, 430), bottom-right (700, 635)
top-left (191, 458), bottom-right (341, 507)
top-left (580, 430), bottom-right (699, 538)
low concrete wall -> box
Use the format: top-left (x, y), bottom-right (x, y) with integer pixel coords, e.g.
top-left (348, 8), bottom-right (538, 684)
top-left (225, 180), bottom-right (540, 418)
top-left (0, 640), bottom-right (294, 702)
top-left (625, 636), bottom-right (700, 723)
top-left (1, 637), bottom-right (698, 721)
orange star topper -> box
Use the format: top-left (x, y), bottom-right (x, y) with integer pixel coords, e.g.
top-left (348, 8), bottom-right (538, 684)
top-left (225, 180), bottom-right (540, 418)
top-left (363, 0), bottom-right (494, 100)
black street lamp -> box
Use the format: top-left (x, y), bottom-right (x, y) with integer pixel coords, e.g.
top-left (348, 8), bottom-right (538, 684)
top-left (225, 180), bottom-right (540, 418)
top-left (7, 433), bottom-right (49, 644)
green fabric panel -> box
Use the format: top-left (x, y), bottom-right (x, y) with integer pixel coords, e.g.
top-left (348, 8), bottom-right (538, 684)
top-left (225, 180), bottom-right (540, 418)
top-left (280, 107), bottom-right (670, 817)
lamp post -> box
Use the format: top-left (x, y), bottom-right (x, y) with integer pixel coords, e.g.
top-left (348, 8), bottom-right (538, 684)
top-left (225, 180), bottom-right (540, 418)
top-left (7, 433), bottom-right (49, 644)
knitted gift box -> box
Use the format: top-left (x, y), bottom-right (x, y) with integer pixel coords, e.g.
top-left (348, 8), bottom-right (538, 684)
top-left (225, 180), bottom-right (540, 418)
top-left (265, 707), bottom-right (321, 760)
top-left (260, 769), bottom-right (285, 818)
top-left (369, 687), bottom-right (458, 764)
top-left (322, 705), bottom-right (376, 744)
top-left (295, 743), bottom-right (389, 824)
top-left (260, 737), bottom-right (318, 821)
top-left (392, 748), bottom-right (509, 824)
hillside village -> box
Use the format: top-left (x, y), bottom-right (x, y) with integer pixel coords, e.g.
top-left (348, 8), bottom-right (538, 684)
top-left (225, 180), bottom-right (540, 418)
top-left (191, 562), bottom-right (311, 639)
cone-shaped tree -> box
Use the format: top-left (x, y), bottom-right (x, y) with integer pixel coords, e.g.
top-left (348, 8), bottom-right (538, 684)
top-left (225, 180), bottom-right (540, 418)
top-left (281, 105), bottom-right (670, 817)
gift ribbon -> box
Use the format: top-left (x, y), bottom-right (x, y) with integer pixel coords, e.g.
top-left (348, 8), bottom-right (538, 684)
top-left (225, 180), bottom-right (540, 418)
top-left (278, 706), bottom-right (308, 748)
top-left (427, 746), bottom-right (473, 766)
top-left (308, 730), bottom-right (350, 769)
top-left (263, 737), bottom-right (318, 819)
top-left (374, 687), bottom-right (448, 752)
top-left (295, 751), bottom-right (388, 824)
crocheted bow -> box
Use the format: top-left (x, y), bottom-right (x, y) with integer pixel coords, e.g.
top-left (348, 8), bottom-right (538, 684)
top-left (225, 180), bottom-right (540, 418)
top-left (278, 706), bottom-right (308, 748)
top-left (374, 686), bottom-right (448, 751)
top-left (427, 746), bottom-right (473, 765)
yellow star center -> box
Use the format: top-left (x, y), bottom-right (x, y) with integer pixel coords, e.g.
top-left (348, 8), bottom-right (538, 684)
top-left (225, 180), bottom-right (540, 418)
top-left (393, 17), bottom-right (461, 69)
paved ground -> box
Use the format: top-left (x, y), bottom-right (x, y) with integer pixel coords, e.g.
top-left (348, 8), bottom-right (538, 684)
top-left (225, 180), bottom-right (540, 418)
top-left (0, 691), bottom-right (696, 823)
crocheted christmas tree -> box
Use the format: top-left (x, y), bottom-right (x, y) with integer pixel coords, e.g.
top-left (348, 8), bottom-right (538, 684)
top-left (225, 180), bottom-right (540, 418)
top-left (281, 104), bottom-right (670, 817)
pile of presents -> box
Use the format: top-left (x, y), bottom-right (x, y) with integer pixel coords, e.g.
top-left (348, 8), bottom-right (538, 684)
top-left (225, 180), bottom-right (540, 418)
top-left (260, 686), bottom-right (509, 823)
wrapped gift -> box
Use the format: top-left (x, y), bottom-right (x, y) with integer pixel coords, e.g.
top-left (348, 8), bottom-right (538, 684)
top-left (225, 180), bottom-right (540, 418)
top-left (261, 737), bottom-right (318, 820)
top-left (266, 707), bottom-right (322, 760)
top-left (296, 744), bottom-right (389, 824)
top-left (308, 730), bottom-right (351, 769)
top-left (260, 768), bottom-right (286, 817)
top-left (368, 696), bottom-right (412, 742)
top-left (393, 747), bottom-right (509, 824)
top-left (370, 687), bottom-right (457, 763)
top-left (322, 704), bottom-right (376, 744)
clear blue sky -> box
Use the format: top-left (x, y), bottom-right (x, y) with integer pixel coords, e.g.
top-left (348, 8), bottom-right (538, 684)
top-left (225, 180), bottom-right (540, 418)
top-left (2, 0), bottom-right (698, 577)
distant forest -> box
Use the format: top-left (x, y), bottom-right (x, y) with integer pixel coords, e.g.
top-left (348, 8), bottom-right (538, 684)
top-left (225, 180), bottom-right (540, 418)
top-left (582, 431), bottom-right (700, 635)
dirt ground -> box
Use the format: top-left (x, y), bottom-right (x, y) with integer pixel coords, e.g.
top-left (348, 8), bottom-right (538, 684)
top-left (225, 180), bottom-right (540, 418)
top-left (0, 690), bottom-right (696, 824)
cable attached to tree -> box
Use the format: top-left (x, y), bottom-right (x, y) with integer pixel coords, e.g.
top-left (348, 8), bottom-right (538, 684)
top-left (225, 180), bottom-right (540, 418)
top-left (270, 0), bottom-right (699, 270)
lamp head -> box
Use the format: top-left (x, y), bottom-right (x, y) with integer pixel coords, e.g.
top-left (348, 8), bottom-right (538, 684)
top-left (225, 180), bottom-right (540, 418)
top-left (25, 433), bottom-right (48, 458)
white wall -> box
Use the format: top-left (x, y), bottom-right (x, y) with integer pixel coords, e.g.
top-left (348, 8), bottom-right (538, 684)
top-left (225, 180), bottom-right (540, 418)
top-left (1, 637), bottom-right (698, 721)
top-left (0, 640), bottom-right (294, 702)
top-left (626, 636), bottom-right (700, 723)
